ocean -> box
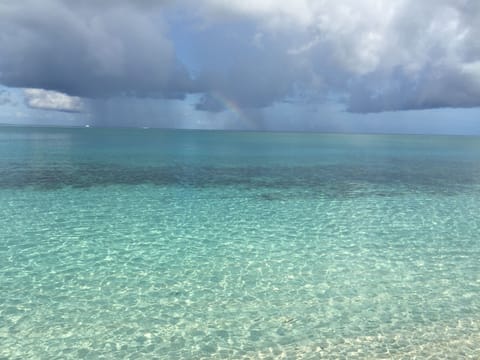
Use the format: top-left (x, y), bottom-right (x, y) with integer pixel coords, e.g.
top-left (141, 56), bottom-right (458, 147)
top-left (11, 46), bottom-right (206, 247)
top-left (1, 126), bottom-right (479, 358)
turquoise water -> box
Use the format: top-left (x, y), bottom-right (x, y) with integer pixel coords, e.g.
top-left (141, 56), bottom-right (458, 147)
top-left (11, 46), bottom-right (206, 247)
top-left (1, 127), bottom-right (480, 359)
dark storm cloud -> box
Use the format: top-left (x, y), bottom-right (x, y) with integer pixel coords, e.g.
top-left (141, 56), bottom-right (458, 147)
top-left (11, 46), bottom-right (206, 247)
top-left (348, 64), bottom-right (480, 113)
top-left (0, 0), bottom-right (192, 98)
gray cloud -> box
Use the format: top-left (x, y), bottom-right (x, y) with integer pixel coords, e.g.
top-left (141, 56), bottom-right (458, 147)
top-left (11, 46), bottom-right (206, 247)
top-left (194, 54), bottom-right (297, 110)
top-left (195, 94), bottom-right (225, 112)
top-left (344, 0), bottom-right (480, 112)
top-left (188, 26), bottom-right (311, 111)
top-left (0, 90), bottom-right (14, 106)
top-left (197, 0), bottom-right (480, 113)
top-left (0, 0), bottom-right (192, 98)
top-left (348, 63), bottom-right (480, 113)
top-left (1, 0), bottom-right (479, 122)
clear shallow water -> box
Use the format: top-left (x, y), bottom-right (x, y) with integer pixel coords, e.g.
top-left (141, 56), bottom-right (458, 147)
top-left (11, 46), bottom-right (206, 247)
top-left (1, 127), bottom-right (480, 359)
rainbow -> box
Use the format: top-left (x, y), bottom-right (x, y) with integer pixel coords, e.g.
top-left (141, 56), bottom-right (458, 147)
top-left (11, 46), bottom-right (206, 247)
top-left (209, 91), bottom-right (257, 129)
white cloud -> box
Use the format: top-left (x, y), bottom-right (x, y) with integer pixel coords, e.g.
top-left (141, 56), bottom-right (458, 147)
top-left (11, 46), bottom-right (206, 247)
top-left (199, 0), bottom-right (476, 76)
top-left (24, 88), bottom-right (84, 112)
top-left (203, 0), bottom-right (313, 28)
top-left (461, 61), bottom-right (480, 81)
top-left (202, 0), bottom-right (402, 73)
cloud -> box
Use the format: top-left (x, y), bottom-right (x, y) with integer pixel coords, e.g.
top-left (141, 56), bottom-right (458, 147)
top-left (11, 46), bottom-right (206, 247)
top-left (348, 62), bottom-right (480, 113)
top-left (197, 0), bottom-right (480, 112)
top-left (24, 88), bottom-right (84, 112)
top-left (0, 0), bottom-right (192, 99)
top-left (1, 0), bottom-right (480, 123)
top-left (194, 49), bottom-right (298, 109)
top-left (0, 89), bottom-right (15, 106)
top-left (195, 93), bottom-right (226, 112)
top-left (182, 23), bottom-right (308, 111)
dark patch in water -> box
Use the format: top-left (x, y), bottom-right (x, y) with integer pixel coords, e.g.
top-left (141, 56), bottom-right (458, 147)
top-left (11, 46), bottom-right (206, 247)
top-left (0, 160), bottom-right (479, 198)
top-left (259, 193), bottom-right (282, 201)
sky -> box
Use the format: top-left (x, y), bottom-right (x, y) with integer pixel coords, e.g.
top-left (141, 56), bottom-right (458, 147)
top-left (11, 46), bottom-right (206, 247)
top-left (0, 0), bottom-right (479, 134)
